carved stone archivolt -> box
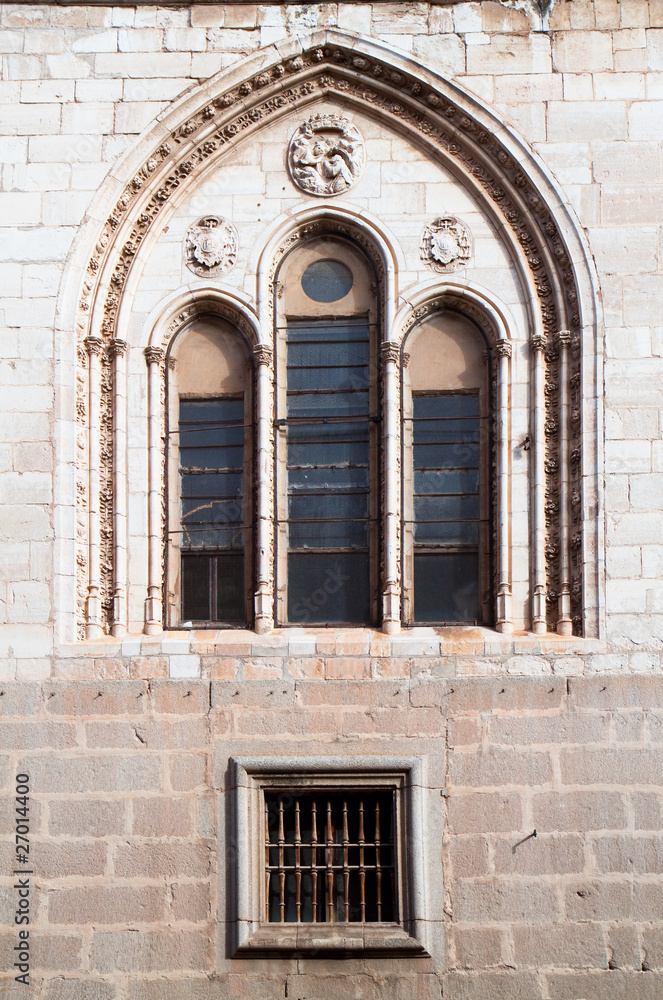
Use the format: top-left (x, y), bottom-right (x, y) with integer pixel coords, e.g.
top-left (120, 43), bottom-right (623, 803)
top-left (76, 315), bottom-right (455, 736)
top-left (75, 38), bottom-right (586, 636)
top-left (420, 216), bottom-right (472, 272)
top-left (184, 215), bottom-right (238, 277)
top-left (287, 114), bottom-right (365, 196)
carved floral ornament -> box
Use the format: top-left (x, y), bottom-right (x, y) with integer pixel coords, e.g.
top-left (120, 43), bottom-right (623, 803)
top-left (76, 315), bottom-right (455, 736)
top-left (74, 39), bottom-right (587, 636)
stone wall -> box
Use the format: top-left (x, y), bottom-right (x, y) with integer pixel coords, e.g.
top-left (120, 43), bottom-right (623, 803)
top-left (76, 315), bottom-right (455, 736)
top-left (1, 2), bottom-right (663, 997)
top-left (3, 672), bottom-right (663, 997)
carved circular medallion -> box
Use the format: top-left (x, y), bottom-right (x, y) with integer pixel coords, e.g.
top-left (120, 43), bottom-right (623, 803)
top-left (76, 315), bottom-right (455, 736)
top-left (287, 114), bottom-right (365, 197)
top-left (420, 217), bottom-right (472, 272)
top-left (184, 216), bottom-right (238, 277)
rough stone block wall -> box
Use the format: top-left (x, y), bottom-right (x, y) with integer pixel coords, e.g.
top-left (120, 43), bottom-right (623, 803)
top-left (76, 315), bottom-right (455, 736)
top-left (2, 672), bottom-right (663, 997)
top-left (1, 1), bottom-right (663, 997)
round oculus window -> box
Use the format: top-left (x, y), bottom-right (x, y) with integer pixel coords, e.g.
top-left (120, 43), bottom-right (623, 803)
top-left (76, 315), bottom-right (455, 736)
top-left (301, 259), bottom-right (354, 303)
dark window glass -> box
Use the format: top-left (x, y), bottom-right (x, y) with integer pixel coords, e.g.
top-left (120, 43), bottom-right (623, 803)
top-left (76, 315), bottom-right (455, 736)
top-left (264, 789), bottom-right (396, 923)
top-left (179, 398), bottom-right (246, 623)
top-left (301, 259), bottom-right (354, 303)
top-left (181, 552), bottom-right (245, 623)
top-left (288, 553), bottom-right (370, 624)
top-left (411, 393), bottom-right (481, 623)
top-left (286, 320), bottom-right (373, 625)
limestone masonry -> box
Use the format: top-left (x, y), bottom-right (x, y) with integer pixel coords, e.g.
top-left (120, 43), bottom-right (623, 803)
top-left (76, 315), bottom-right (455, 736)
top-left (1, 1), bottom-right (663, 998)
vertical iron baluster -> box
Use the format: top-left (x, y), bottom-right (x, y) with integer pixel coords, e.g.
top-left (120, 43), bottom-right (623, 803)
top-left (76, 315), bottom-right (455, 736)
top-left (342, 799), bottom-right (350, 922)
top-left (326, 799), bottom-right (334, 922)
top-left (375, 799), bottom-right (382, 921)
top-left (390, 794), bottom-right (396, 920)
top-left (295, 799), bottom-right (302, 922)
top-left (358, 799), bottom-right (366, 921)
top-left (278, 799), bottom-right (285, 922)
top-left (264, 799), bottom-right (270, 921)
top-left (311, 799), bottom-right (318, 923)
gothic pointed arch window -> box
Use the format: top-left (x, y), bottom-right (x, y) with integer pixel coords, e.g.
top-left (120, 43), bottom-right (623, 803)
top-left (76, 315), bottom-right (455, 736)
top-left (165, 315), bottom-right (254, 628)
top-left (273, 236), bottom-right (380, 627)
top-left (401, 311), bottom-right (492, 625)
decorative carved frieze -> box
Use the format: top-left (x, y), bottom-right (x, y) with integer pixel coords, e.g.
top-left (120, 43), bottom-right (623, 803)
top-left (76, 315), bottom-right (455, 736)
top-left (420, 216), bottom-right (471, 272)
top-left (287, 114), bottom-right (365, 196)
top-left (184, 215), bottom-right (238, 277)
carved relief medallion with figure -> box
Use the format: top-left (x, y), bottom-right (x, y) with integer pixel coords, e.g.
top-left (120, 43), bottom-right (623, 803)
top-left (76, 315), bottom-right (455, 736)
top-left (287, 115), bottom-right (365, 197)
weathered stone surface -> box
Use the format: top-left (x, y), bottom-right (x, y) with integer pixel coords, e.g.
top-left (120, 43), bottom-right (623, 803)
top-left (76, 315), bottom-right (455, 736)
top-left (1, 7), bottom-right (662, 998)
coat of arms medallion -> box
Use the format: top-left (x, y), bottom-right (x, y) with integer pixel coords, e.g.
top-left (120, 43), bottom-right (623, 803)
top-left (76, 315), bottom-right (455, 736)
top-left (184, 216), bottom-right (238, 277)
top-left (420, 217), bottom-right (472, 272)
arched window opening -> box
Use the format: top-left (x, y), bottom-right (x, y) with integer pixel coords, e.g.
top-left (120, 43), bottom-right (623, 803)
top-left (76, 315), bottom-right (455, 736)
top-left (166, 316), bottom-right (253, 627)
top-left (274, 237), bottom-right (380, 626)
top-left (402, 312), bottom-right (491, 626)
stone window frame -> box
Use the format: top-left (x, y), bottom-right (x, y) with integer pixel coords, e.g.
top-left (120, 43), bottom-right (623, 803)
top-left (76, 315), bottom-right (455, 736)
top-left (70, 34), bottom-right (602, 644)
top-left (229, 755), bottom-right (429, 957)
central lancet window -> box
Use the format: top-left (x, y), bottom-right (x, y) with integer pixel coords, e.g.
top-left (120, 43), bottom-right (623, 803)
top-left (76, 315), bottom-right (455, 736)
top-left (274, 237), bottom-right (380, 626)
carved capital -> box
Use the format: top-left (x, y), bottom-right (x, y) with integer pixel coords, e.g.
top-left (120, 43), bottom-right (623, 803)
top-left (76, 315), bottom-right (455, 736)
top-left (253, 344), bottom-right (273, 367)
top-left (495, 340), bottom-right (512, 359)
top-left (110, 338), bottom-right (128, 358)
top-left (144, 346), bottom-right (165, 366)
top-left (555, 329), bottom-right (572, 349)
top-left (531, 334), bottom-right (547, 353)
top-left (380, 342), bottom-right (401, 367)
top-left (84, 336), bottom-right (103, 358)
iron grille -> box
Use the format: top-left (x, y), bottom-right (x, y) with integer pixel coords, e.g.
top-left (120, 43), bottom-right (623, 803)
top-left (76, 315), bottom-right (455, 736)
top-left (264, 790), bottom-right (397, 923)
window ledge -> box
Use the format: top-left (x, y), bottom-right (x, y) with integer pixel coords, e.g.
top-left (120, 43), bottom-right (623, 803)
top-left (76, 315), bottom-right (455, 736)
top-left (234, 922), bottom-right (427, 957)
top-left (57, 625), bottom-right (602, 663)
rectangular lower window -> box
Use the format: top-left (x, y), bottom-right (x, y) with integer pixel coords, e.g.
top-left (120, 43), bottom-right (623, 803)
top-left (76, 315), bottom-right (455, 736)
top-left (230, 757), bottom-right (428, 956)
top-left (264, 789), bottom-right (396, 923)
top-left (179, 398), bottom-right (247, 624)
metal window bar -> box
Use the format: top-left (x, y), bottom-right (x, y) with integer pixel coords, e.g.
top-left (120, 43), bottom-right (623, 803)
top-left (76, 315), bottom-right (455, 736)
top-left (264, 790), bottom-right (396, 923)
top-left (178, 398), bottom-right (247, 623)
top-left (409, 392), bottom-right (484, 624)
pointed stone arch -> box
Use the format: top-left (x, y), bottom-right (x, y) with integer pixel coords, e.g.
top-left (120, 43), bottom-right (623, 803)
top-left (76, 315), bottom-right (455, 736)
top-left (69, 30), bottom-right (601, 640)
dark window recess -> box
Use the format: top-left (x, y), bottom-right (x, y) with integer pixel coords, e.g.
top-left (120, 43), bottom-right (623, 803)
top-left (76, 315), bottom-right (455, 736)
top-left (264, 790), bottom-right (396, 924)
top-left (179, 398), bottom-right (245, 623)
top-left (411, 393), bottom-right (481, 623)
top-left (286, 320), bottom-right (372, 624)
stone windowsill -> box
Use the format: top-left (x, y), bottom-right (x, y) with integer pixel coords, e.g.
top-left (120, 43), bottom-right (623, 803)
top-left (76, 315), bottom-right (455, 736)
top-left (55, 626), bottom-right (603, 662)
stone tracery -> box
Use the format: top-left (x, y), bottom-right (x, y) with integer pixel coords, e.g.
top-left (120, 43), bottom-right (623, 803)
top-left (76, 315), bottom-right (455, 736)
top-left (75, 36), bottom-right (590, 639)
